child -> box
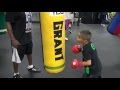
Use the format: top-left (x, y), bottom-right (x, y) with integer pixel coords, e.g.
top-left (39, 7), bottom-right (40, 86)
top-left (64, 12), bottom-right (72, 40)
top-left (77, 30), bottom-right (102, 78)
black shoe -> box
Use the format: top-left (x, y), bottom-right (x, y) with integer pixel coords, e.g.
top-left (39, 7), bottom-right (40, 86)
top-left (69, 31), bottom-right (72, 34)
top-left (13, 74), bottom-right (22, 78)
top-left (68, 29), bottom-right (72, 34)
top-left (28, 66), bottom-right (41, 73)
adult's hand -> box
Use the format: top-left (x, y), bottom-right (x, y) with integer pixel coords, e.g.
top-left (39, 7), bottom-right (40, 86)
top-left (11, 39), bottom-right (21, 48)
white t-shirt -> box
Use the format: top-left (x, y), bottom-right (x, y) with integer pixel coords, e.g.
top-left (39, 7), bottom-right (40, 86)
top-left (64, 12), bottom-right (74, 21)
top-left (25, 12), bottom-right (32, 33)
top-left (64, 12), bottom-right (71, 20)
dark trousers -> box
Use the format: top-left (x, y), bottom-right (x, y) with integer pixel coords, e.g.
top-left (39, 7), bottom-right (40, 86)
top-left (101, 15), bottom-right (107, 24)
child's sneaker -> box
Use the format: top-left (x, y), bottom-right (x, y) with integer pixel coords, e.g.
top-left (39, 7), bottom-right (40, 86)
top-left (68, 29), bottom-right (72, 34)
top-left (13, 74), bottom-right (22, 78)
top-left (68, 24), bottom-right (72, 34)
top-left (65, 37), bottom-right (68, 40)
top-left (28, 66), bottom-right (41, 73)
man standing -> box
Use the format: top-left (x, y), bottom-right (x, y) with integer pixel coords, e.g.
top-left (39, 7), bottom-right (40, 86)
top-left (6, 12), bottom-right (41, 78)
top-left (101, 12), bottom-right (108, 27)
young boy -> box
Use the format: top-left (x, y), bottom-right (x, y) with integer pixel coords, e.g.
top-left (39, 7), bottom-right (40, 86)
top-left (64, 12), bottom-right (72, 41)
top-left (77, 30), bottom-right (102, 78)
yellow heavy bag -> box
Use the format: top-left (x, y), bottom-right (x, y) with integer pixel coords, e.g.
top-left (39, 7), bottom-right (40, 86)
top-left (40, 12), bottom-right (65, 73)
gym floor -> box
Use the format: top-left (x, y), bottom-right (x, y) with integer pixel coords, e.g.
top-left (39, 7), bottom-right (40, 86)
top-left (1, 22), bottom-right (120, 78)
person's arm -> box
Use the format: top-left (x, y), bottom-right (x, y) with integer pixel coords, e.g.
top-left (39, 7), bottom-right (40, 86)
top-left (7, 22), bottom-right (16, 41)
top-left (82, 60), bottom-right (91, 66)
top-left (82, 47), bottom-right (92, 67)
top-left (6, 12), bottom-right (21, 48)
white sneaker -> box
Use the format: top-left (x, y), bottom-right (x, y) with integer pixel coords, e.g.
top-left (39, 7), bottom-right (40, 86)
top-left (102, 24), bottom-right (105, 27)
top-left (65, 37), bottom-right (68, 40)
top-left (101, 24), bottom-right (105, 27)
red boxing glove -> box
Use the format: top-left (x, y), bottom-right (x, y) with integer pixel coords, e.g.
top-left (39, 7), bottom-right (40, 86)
top-left (71, 59), bottom-right (79, 69)
top-left (72, 45), bottom-right (82, 54)
top-left (71, 59), bottom-right (84, 69)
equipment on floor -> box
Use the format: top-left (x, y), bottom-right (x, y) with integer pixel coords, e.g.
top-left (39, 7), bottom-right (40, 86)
top-left (81, 12), bottom-right (101, 24)
top-left (40, 12), bottom-right (65, 73)
top-left (107, 12), bottom-right (120, 36)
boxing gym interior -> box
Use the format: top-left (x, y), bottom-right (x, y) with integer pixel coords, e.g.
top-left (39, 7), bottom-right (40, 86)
top-left (0, 12), bottom-right (120, 78)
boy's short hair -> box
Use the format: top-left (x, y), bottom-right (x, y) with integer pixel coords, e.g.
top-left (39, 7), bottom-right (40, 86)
top-left (80, 30), bottom-right (92, 41)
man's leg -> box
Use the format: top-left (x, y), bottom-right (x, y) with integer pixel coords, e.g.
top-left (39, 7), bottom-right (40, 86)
top-left (77, 18), bottom-right (80, 26)
top-left (68, 20), bottom-right (72, 34)
top-left (77, 12), bottom-right (81, 26)
top-left (26, 41), bottom-right (41, 72)
top-left (12, 45), bottom-right (25, 78)
top-left (27, 54), bottom-right (32, 65)
top-left (101, 15), bottom-right (106, 27)
top-left (26, 41), bottom-right (34, 68)
top-left (27, 54), bottom-right (41, 73)
top-left (13, 62), bottom-right (19, 73)
top-left (13, 62), bottom-right (22, 78)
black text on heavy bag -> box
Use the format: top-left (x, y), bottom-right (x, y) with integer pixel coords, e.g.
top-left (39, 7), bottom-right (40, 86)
top-left (54, 21), bottom-right (64, 61)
